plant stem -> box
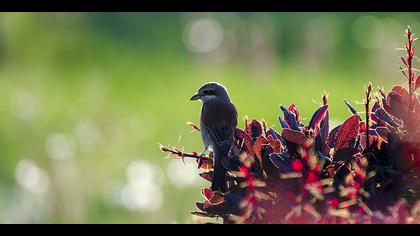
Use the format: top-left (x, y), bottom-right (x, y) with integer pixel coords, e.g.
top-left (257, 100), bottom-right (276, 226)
top-left (159, 144), bottom-right (208, 159)
top-left (406, 26), bottom-right (415, 112)
top-left (365, 101), bottom-right (370, 149)
top-left (365, 83), bottom-right (372, 150)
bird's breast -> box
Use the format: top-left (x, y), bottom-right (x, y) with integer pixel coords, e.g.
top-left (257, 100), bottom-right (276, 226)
top-left (200, 100), bottom-right (238, 150)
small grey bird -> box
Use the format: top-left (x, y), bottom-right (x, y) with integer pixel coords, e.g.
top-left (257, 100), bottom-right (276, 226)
top-left (190, 82), bottom-right (238, 192)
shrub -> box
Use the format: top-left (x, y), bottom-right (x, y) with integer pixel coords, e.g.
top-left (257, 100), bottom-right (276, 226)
top-left (160, 26), bottom-right (420, 224)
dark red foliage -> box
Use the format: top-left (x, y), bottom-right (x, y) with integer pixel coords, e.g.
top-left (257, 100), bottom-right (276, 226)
top-left (308, 105), bottom-right (329, 131)
top-left (247, 119), bottom-right (263, 139)
top-left (288, 104), bottom-right (301, 123)
top-left (334, 115), bottom-right (360, 151)
top-left (161, 26), bottom-right (420, 224)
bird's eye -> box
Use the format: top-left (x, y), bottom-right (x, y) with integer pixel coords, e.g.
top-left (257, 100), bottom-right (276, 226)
top-left (203, 90), bottom-right (216, 95)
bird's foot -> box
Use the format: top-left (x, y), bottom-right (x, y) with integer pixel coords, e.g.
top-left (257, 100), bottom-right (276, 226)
top-left (199, 150), bottom-right (207, 157)
top-left (197, 154), bottom-right (208, 169)
top-left (197, 149), bottom-right (210, 169)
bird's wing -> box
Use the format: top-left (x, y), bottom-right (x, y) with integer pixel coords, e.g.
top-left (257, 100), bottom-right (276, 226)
top-left (204, 123), bottom-right (235, 148)
top-left (202, 101), bottom-right (238, 149)
top-left (202, 101), bottom-right (238, 192)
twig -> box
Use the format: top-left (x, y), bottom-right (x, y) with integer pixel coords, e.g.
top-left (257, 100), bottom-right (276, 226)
top-left (365, 83), bottom-right (372, 150)
top-left (404, 26), bottom-right (416, 111)
top-left (159, 144), bottom-right (209, 159)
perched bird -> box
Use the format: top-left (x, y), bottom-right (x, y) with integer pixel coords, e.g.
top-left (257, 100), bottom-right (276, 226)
top-left (190, 82), bottom-right (238, 192)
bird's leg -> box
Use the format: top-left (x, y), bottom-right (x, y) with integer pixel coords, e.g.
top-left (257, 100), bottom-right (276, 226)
top-left (199, 147), bottom-right (208, 157)
top-left (197, 147), bottom-right (209, 169)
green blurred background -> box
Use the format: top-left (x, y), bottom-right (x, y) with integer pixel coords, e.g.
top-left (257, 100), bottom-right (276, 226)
top-left (0, 12), bottom-right (419, 223)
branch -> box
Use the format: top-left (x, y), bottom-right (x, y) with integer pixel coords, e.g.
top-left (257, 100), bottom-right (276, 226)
top-left (365, 83), bottom-right (372, 150)
top-left (405, 26), bottom-right (416, 111)
top-left (159, 144), bottom-right (209, 160)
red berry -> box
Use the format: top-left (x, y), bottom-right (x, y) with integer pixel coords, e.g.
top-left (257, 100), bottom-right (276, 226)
top-left (348, 191), bottom-right (357, 199)
top-left (329, 198), bottom-right (340, 208)
top-left (356, 207), bottom-right (365, 215)
top-left (304, 171), bottom-right (317, 184)
top-left (291, 160), bottom-right (303, 172)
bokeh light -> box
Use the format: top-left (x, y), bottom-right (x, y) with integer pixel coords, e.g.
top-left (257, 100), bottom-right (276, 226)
top-left (15, 159), bottom-right (50, 195)
top-left (45, 133), bottom-right (77, 160)
top-left (119, 160), bottom-right (164, 212)
top-left (167, 159), bottom-right (201, 188)
top-left (11, 91), bottom-right (39, 122)
top-left (353, 15), bottom-right (385, 49)
top-left (74, 117), bottom-right (102, 153)
top-left (184, 18), bottom-right (224, 54)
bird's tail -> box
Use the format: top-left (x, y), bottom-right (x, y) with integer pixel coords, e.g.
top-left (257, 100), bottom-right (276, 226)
top-left (211, 144), bottom-right (229, 193)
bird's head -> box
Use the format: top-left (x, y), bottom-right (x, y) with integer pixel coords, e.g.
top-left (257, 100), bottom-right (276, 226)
top-left (190, 82), bottom-right (231, 103)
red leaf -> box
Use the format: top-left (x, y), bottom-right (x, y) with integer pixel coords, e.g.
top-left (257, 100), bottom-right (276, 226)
top-left (267, 134), bottom-right (282, 153)
top-left (328, 125), bottom-right (341, 149)
top-left (199, 172), bottom-right (213, 182)
top-left (391, 86), bottom-right (410, 103)
top-left (376, 108), bottom-right (400, 127)
top-left (333, 148), bottom-right (359, 162)
top-left (375, 127), bottom-right (389, 143)
top-left (359, 134), bottom-right (383, 150)
top-left (394, 200), bottom-right (409, 224)
top-left (208, 192), bottom-right (225, 205)
top-left (288, 104), bottom-right (300, 122)
top-left (253, 135), bottom-right (268, 164)
top-left (195, 201), bottom-right (209, 211)
top-left (190, 211), bottom-right (210, 218)
top-left (401, 56), bottom-right (408, 66)
top-left (335, 115), bottom-right (360, 150)
top-left (280, 105), bottom-right (300, 130)
top-left (382, 97), bottom-right (392, 114)
top-left (198, 158), bottom-right (214, 169)
top-left (236, 128), bottom-right (254, 156)
top-left (388, 91), bottom-right (409, 121)
top-left (201, 187), bottom-right (213, 200)
top-left (282, 128), bottom-right (307, 147)
top-left (247, 119), bottom-right (263, 138)
top-left (416, 76), bottom-right (420, 91)
top-left (308, 105), bottom-right (329, 130)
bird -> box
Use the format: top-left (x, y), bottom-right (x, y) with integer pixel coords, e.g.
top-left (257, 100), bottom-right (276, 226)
top-left (190, 82), bottom-right (238, 193)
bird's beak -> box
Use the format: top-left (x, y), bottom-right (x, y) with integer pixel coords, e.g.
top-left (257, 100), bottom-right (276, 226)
top-left (190, 93), bottom-right (201, 101)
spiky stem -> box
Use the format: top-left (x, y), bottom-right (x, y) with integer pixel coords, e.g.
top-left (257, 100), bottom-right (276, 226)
top-left (159, 144), bottom-right (209, 159)
top-left (365, 83), bottom-right (372, 150)
top-left (405, 26), bottom-right (416, 111)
